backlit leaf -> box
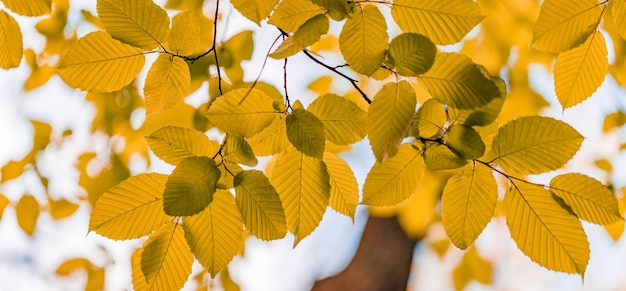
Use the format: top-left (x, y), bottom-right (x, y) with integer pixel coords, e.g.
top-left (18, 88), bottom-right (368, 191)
top-left (146, 126), bottom-right (219, 165)
top-left (391, 0), bottom-right (485, 45)
top-left (231, 0), bottom-right (280, 25)
top-left (323, 152), bottom-right (358, 221)
top-left (368, 81), bottom-right (416, 162)
top-left (270, 14), bottom-right (329, 59)
top-left (339, 5), bottom-right (388, 76)
top-left (418, 53), bottom-right (500, 109)
top-left (442, 164), bottom-right (497, 249)
top-left (89, 173), bottom-right (170, 240)
top-left (362, 144), bottom-right (425, 206)
top-left (531, 0), bottom-right (605, 53)
top-left (412, 98), bottom-right (446, 138)
top-left (58, 31), bottom-right (144, 92)
top-left (423, 143), bottom-right (467, 171)
top-left (444, 124), bottom-right (485, 159)
top-left (388, 33), bottom-right (436, 76)
top-left (490, 116), bottom-right (584, 175)
top-left (141, 222), bottom-right (193, 290)
top-left (16, 195), bottom-right (39, 236)
top-left (0, 11), bottom-right (22, 69)
top-left (286, 108), bottom-right (326, 158)
top-left (308, 94), bottom-right (366, 145)
top-left (2, 0), bottom-right (51, 16)
top-left (206, 88), bottom-right (278, 138)
top-left (247, 115), bottom-right (290, 156)
top-left (268, 0), bottom-right (325, 33)
top-left (234, 170), bottom-right (287, 240)
top-left (612, 0), bottom-right (626, 40)
top-left (169, 10), bottom-right (200, 56)
top-left (271, 148), bottom-right (330, 245)
top-left (554, 31), bottom-right (608, 109)
top-left (310, 0), bottom-right (353, 20)
top-left (164, 157), bottom-right (220, 216)
top-left (550, 173), bottom-right (622, 225)
top-left (223, 134), bottom-right (258, 167)
top-left (144, 54), bottom-right (191, 115)
top-left (505, 183), bottom-right (589, 274)
top-left (97, 0), bottom-right (170, 50)
top-left (453, 247), bottom-right (492, 290)
top-left (449, 95), bottom-right (505, 127)
top-left (48, 198), bottom-right (79, 220)
top-left (183, 190), bottom-right (243, 277)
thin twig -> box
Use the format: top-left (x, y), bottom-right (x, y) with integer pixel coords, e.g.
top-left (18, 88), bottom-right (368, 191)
top-left (212, 0), bottom-right (223, 95)
top-left (238, 33), bottom-right (284, 105)
top-left (283, 56), bottom-right (291, 110)
top-left (474, 160), bottom-right (548, 189)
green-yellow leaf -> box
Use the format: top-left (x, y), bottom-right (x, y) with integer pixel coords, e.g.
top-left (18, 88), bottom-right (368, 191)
top-left (308, 93), bottom-right (366, 145)
top-left (164, 156), bottom-right (220, 216)
top-left (612, 0), bottom-right (626, 40)
top-left (1, 0), bottom-right (51, 16)
top-left (362, 144), bottom-right (425, 206)
top-left (97, 0), bottom-right (170, 50)
top-left (224, 134), bottom-right (258, 167)
top-left (449, 95), bottom-right (505, 127)
top-left (310, 0), bottom-right (353, 21)
top-left (418, 53), bottom-right (500, 110)
top-left (388, 33), bottom-right (436, 76)
top-left (505, 183), bottom-right (589, 274)
top-left (141, 222), bottom-right (193, 290)
top-left (368, 81), bottom-right (416, 162)
top-left (391, 0), bottom-right (485, 45)
top-left (444, 124), bottom-right (485, 160)
top-left (169, 10), bottom-right (200, 56)
top-left (183, 190), bottom-right (243, 277)
top-left (234, 170), bottom-right (287, 240)
top-left (423, 143), bottom-right (467, 171)
top-left (271, 147), bottom-right (330, 245)
top-left (554, 31), bottom-right (608, 109)
top-left (145, 126), bottom-right (220, 165)
top-left (247, 115), bottom-right (290, 156)
top-left (323, 152), bottom-right (358, 221)
top-left (206, 88), bottom-right (278, 138)
top-left (58, 31), bottom-right (145, 92)
top-left (16, 195), bottom-right (39, 236)
top-left (412, 98), bottom-right (445, 138)
top-left (270, 14), bottom-right (329, 59)
top-left (144, 54), bottom-right (191, 115)
top-left (89, 173), bottom-right (170, 240)
top-left (0, 11), bottom-right (22, 69)
top-left (490, 116), bottom-right (584, 175)
top-left (550, 173), bottom-right (622, 225)
top-left (442, 164), bottom-right (497, 249)
top-left (231, 0), bottom-right (280, 25)
top-left (531, 0), bottom-right (605, 53)
top-left (339, 5), bottom-right (388, 76)
top-left (268, 0), bottom-right (325, 33)
top-left (286, 108), bottom-right (326, 158)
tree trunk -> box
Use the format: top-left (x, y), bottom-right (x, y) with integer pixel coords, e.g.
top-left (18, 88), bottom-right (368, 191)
top-left (311, 215), bottom-right (418, 291)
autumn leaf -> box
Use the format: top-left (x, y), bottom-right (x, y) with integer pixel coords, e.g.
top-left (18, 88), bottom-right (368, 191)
top-left (339, 5), bottom-right (388, 76)
top-left (0, 11), bottom-right (23, 69)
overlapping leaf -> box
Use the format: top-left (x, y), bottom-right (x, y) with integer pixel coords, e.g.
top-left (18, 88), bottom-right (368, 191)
top-left (89, 173), bottom-right (170, 240)
top-left (442, 164), bottom-right (497, 249)
top-left (231, 0), bottom-right (280, 25)
top-left (444, 124), bottom-right (485, 159)
top-left (270, 14), bottom-right (329, 59)
top-left (206, 88), bottom-right (278, 138)
top-left (448, 95), bottom-right (505, 127)
top-left (612, 0), bottom-right (626, 40)
top-left (308, 94), bottom-right (366, 145)
top-left (144, 55), bottom-right (191, 115)
top-left (247, 115), bottom-right (290, 156)
top-left (268, 0), bottom-right (325, 33)
top-left (164, 156), bottom-right (221, 216)
top-left (0, 11), bottom-right (23, 69)
top-left (391, 0), bottom-right (485, 45)
top-left (286, 108), bottom-right (326, 158)
top-left (412, 99), bottom-right (446, 138)
top-left (169, 10), bottom-right (200, 56)
top-left (423, 143), bottom-right (467, 171)
top-left (388, 33), bottom-right (436, 76)
top-left (339, 5), bottom-right (388, 76)
top-left (145, 126), bottom-right (219, 165)
top-left (140, 222), bottom-right (193, 290)
top-left (310, 0), bottom-right (352, 20)
top-left (2, 0), bottom-right (51, 16)
top-left (323, 152), bottom-right (358, 221)
top-left (505, 183), bottom-right (589, 274)
top-left (183, 190), bottom-right (243, 277)
top-left (223, 134), bottom-right (258, 167)
top-left (58, 31), bottom-right (144, 92)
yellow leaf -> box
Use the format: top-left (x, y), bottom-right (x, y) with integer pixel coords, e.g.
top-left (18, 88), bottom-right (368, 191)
top-left (169, 10), bottom-right (200, 56)
top-left (0, 11), bottom-right (22, 69)
top-left (531, 0), bottom-right (605, 53)
top-left (231, 0), bottom-right (280, 25)
top-left (323, 153), bottom-right (358, 221)
top-left (603, 111), bottom-right (626, 132)
top-left (2, 0), bottom-right (51, 16)
top-left (217, 162), bottom-right (242, 190)
top-left (554, 31), bottom-right (608, 109)
top-left (56, 258), bottom-right (92, 276)
top-left (368, 81), bottom-right (416, 162)
top-left (271, 147), bottom-right (330, 245)
top-left (444, 124), bottom-right (485, 160)
top-left (505, 183), bottom-right (589, 275)
top-left (268, 0), bottom-right (325, 33)
top-left (418, 53), bottom-right (500, 110)
top-left (89, 173), bottom-right (170, 240)
top-left (145, 126), bottom-right (220, 165)
top-left (233, 170), bottom-right (287, 240)
top-left (308, 93), bottom-right (366, 146)
top-left (423, 143), bottom-right (467, 171)
top-left (183, 190), bottom-right (243, 277)
top-left (448, 95), bottom-right (505, 127)
top-left (362, 144), bottom-right (425, 206)
top-left (550, 173), bottom-right (622, 225)
top-left (412, 98), bottom-right (445, 138)
top-left (164, 156), bottom-right (221, 216)
top-left (0, 195), bottom-right (9, 220)
top-left (206, 88), bottom-right (278, 138)
top-left (223, 134), bottom-right (258, 167)
top-left (16, 195), bottom-right (40, 236)
top-left (286, 108), bottom-right (326, 158)
top-left (339, 5), bottom-right (388, 76)
top-left (612, 0), bottom-right (626, 40)
top-left (452, 247), bottom-right (492, 290)
top-left (391, 0), bottom-right (485, 45)
top-left (270, 14), bottom-right (329, 59)
top-left (144, 54), bottom-right (191, 115)
top-left (1, 160), bottom-right (28, 183)
top-left (58, 31), bottom-right (145, 92)
top-left (388, 33), bottom-right (436, 76)
top-left (48, 198), bottom-right (79, 220)
top-left (310, 0), bottom-right (352, 21)
top-left (247, 115), bottom-right (290, 156)
top-left (441, 163), bottom-right (497, 249)
top-left (490, 116), bottom-right (583, 175)
top-left (141, 222), bottom-right (193, 290)
top-left (97, 0), bottom-right (170, 50)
